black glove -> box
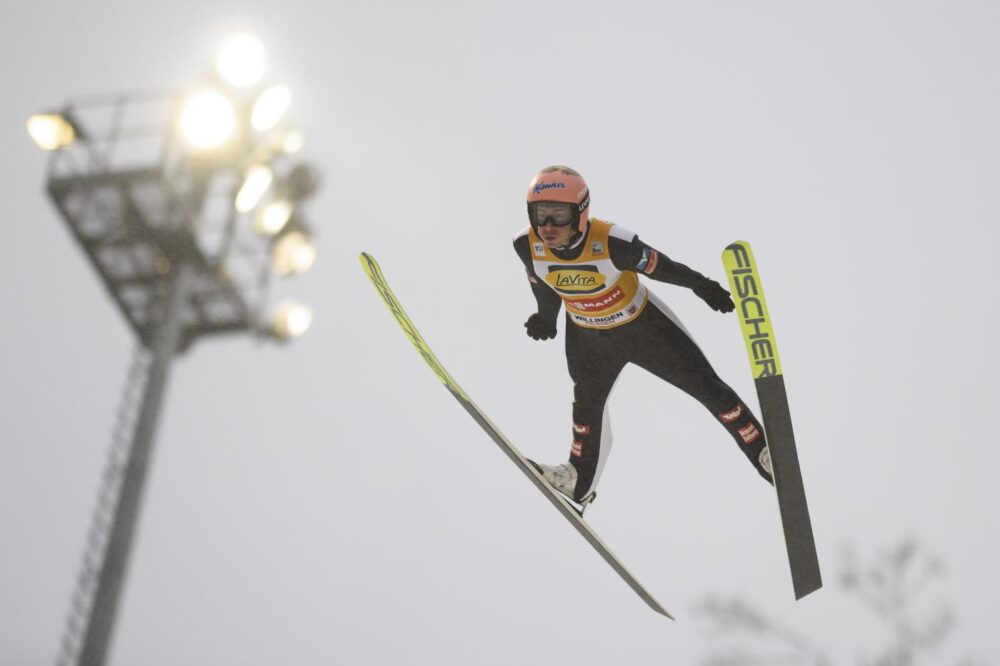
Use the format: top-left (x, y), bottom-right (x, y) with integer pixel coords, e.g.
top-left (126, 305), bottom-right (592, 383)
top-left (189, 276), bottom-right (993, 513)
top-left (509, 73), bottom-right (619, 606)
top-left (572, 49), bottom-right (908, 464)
top-left (524, 313), bottom-right (557, 340)
top-left (693, 279), bottom-right (735, 313)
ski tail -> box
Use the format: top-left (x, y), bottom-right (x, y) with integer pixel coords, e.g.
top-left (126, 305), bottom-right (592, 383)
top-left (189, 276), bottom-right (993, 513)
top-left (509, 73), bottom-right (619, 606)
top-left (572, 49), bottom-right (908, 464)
top-left (722, 241), bottom-right (822, 600)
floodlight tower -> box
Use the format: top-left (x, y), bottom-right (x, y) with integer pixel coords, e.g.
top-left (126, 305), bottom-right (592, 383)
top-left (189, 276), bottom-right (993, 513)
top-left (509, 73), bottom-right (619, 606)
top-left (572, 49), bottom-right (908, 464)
top-left (28, 35), bottom-right (319, 666)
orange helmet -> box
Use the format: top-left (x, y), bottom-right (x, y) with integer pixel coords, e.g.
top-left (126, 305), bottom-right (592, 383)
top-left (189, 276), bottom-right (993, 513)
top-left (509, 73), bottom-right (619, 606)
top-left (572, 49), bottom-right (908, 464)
top-left (526, 165), bottom-right (590, 233)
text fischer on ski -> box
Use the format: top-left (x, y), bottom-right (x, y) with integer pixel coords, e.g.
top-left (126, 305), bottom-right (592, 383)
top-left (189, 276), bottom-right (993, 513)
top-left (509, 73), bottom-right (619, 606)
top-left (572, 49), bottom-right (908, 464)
top-left (515, 165), bottom-right (773, 508)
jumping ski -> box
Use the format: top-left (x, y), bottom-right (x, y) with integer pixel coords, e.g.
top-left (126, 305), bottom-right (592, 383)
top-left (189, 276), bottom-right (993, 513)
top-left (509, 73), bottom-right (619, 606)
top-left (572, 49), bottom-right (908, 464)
top-left (360, 252), bottom-right (672, 619)
top-left (721, 241), bottom-right (822, 599)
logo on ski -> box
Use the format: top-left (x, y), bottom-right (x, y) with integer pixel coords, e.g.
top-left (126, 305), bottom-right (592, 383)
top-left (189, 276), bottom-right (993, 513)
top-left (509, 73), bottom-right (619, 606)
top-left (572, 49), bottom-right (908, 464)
top-left (722, 243), bottom-right (782, 379)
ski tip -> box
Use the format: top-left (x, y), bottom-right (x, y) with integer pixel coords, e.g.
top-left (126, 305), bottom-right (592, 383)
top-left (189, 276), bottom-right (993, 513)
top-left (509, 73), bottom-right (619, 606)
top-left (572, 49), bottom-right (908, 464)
top-left (359, 252), bottom-right (381, 276)
top-left (723, 240), bottom-right (750, 253)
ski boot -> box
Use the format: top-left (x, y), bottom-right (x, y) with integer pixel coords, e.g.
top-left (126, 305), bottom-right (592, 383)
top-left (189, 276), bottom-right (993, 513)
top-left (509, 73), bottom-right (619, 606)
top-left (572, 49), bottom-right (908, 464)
top-left (527, 460), bottom-right (596, 513)
top-left (759, 447), bottom-right (774, 484)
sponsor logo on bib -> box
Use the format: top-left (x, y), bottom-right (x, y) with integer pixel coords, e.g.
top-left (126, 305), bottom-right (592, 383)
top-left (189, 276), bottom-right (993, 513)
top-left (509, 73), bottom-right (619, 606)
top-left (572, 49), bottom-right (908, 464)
top-left (545, 265), bottom-right (606, 294)
top-left (566, 285), bottom-right (625, 313)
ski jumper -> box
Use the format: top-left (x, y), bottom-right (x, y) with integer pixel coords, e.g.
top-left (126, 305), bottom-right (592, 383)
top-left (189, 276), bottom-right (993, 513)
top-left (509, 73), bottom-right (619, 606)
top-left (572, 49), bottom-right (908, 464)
top-left (514, 218), bottom-right (772, 502)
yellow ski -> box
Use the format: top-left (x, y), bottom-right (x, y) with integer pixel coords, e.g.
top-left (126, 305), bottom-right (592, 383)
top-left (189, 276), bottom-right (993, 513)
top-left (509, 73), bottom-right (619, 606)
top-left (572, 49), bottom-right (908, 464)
top-left (722, 241), bottom-right (822, 600)
top-left (360, 252), bottom-right (672, 618)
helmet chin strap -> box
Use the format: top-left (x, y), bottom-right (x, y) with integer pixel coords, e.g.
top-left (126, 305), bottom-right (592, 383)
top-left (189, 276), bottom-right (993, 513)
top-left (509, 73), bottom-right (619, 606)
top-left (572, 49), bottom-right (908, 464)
top-left (557, 224), bottom-right (587, 250)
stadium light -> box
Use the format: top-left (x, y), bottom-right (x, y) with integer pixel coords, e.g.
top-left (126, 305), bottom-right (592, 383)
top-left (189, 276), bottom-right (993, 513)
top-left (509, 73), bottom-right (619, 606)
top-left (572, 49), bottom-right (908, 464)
top-left (235, 164), bottom-right (274, 212)
top-left (251, 85), bottom-right (292, 132)
top-left (33, 34), bottom-right (320, 666)
top-left (27, 113), bottom-right (76, 150)
top-left (255, 199), bottom-right (293, 235)
top-left (280, 129), bottom-right (304, 154)
top-left (272, 299), bottom-right (313, 339)
top-left (271, 230), bottom-right (316, 276)
top-left (216, 35), bottom-right (266, 87)
top-left (179, 91), bottom-right (236, 149)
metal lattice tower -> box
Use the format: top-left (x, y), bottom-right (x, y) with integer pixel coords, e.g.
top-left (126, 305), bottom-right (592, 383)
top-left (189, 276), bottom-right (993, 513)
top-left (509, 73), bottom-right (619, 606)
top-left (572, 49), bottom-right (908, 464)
top-left (33, 69), bottom-right (318, 666)
top-left (57, 347), bottom-right (151, 666)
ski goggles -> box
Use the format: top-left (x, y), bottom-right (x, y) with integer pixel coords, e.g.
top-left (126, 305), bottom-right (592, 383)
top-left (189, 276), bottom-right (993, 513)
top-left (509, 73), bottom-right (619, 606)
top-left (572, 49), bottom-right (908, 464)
top-left (527, 194), bottom-right (589, 228)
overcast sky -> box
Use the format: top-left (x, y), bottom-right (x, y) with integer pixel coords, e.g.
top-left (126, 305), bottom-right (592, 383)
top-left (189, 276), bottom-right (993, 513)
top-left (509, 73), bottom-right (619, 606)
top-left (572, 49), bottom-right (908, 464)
top-left (2, 1), bottom-right (997, 664)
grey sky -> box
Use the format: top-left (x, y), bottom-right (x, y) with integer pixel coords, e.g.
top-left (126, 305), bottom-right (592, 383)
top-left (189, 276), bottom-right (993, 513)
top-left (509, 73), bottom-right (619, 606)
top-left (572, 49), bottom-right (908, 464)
top-left (2, 1), bottom-right (997, 663)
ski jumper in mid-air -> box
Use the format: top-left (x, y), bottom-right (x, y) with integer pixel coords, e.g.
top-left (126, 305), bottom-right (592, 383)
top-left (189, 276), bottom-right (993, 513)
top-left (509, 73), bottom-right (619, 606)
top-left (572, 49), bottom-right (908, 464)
top-left (514, 165), bottom-right (773, 508)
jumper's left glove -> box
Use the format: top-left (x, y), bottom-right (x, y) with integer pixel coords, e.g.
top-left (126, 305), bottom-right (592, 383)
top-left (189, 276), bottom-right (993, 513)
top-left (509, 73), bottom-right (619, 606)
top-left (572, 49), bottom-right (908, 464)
top-left (693, 279), bottom-right (735, 313)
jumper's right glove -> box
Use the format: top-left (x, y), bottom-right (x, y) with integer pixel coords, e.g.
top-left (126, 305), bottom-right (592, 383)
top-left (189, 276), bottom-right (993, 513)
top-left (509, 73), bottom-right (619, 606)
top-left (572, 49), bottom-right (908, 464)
top-left (524, 313), bottom-right (557, 341)
top-left (693, 279), bottom-right (735, 313)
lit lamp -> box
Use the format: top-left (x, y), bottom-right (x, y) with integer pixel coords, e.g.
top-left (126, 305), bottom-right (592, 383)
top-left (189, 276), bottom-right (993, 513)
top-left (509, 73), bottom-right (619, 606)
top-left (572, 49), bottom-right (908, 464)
top-left (272, 299), bottom-right (313, 339)
top-left (179, 91), bottom-right (236, 149)
top-left (254, 163), bottom-right (319, 236)
top-left (235, 164), bottom-right (274, 212)
top-left (216, 35), bottom-right (266, 88)
top-left (255, 199), bottom-right (293, 235)
top-left (27, 113), bottom-right (77, 150)
top-left (271, 229), bottom-right (316, 276)
top-left (251, 85), bottom-right (292, 132)
top-left (280, 129), bottom-right (304, 154)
